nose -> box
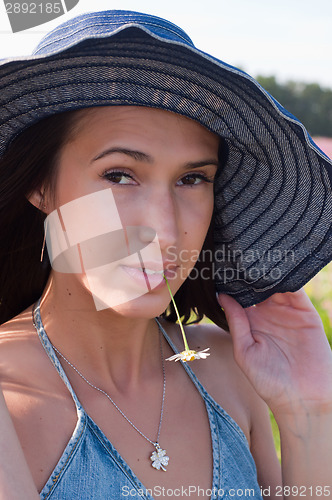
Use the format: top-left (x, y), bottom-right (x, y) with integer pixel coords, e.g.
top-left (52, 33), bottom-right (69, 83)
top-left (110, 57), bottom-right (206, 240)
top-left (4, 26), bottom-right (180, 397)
top-left (138, 188), bottom-right (178, 253)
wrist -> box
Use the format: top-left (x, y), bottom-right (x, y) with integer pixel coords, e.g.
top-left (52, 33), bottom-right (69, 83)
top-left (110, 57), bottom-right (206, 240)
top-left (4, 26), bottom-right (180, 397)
top-left (278, 411), bottom-right (332, 493)
top-left (273, 401), bottom-right (332, 439)
top-left (270, 392), bottom-right (332, 421)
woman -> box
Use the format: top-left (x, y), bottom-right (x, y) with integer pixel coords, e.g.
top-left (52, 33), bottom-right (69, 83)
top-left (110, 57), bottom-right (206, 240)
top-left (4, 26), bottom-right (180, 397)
top-left (0, 10), bottom-right (331, 500)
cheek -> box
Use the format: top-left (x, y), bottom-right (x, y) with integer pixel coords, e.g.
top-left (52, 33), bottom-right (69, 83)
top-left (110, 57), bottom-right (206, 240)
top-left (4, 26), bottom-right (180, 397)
top-left (182, 189), bottom-right (214, 253)
top-left (185, 187), bottom-right (214, 229)
top-left (52, 167), bottom-right (104, 209)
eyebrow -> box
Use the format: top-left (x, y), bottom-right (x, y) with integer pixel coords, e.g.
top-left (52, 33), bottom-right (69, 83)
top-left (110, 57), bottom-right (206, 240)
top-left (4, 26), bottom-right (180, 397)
top-left (92, 147), bottom-right (152, 163)
top-left (91, 147), bottom-right (219, 168)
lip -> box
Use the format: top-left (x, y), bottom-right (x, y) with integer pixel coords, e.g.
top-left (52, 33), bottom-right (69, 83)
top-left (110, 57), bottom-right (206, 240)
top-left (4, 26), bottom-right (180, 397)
top-left (120, 264), bottom-right (178, 290)
top-left (133, 261), bottom-right (178, 272)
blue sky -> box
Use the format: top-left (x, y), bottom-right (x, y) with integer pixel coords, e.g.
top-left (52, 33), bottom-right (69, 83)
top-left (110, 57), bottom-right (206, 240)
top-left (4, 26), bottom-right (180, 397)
top-left (0, 0), bottom-right (331, 87)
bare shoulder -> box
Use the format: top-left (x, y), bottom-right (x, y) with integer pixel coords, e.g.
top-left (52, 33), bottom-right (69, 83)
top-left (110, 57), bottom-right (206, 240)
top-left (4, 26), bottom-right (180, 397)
top-left (0, 306), bottom-right (63, 396)
top-left (0, 308), bottom-right (79, 492)
top-left (0, 307), bottom-right (38, 376)
top-left (0, 307), bottom-right (49, 426)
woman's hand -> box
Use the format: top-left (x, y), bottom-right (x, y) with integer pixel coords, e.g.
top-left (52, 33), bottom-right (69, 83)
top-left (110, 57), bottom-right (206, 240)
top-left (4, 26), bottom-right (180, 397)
top-left (217, 289), bottom-right (332, 419)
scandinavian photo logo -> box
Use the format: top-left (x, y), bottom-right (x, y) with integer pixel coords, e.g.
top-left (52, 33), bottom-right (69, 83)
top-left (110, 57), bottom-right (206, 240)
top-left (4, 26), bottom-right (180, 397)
top-left (4, 0), bottom-right (79, 33)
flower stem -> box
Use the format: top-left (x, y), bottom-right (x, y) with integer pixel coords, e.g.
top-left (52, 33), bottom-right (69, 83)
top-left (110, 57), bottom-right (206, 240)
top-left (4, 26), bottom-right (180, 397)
top-left (163, 274), bottom-right (190, 352)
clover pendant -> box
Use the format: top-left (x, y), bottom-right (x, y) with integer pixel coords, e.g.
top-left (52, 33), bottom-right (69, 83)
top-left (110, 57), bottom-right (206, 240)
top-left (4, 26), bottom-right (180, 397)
top-left (150, 444), bottom-right (169, 471)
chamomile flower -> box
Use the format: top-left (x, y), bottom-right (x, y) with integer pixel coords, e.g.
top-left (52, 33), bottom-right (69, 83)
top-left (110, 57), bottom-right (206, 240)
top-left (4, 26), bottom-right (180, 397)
top-left (163, 275), bottom-right (210, 363)
top-left (166, 348), bottom-right (210, 362)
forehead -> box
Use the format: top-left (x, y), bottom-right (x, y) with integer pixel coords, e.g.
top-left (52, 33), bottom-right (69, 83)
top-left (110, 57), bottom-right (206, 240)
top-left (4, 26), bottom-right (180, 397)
top-left (69, 106), bottom-right (219, 149)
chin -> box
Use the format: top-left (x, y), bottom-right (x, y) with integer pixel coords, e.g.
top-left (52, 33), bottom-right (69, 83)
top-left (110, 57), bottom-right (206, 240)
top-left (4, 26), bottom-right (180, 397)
top-left (99, 290), bottom-right (171, 320)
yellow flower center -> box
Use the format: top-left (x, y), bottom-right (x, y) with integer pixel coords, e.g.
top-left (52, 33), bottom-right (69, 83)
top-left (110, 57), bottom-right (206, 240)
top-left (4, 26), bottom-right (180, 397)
top-left (183, 350), bottom-right (196, 362)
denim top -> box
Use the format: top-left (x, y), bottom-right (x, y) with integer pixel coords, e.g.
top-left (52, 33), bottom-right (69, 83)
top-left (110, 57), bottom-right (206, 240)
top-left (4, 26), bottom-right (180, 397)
top-left (33, 302), bottom-right (263, 500)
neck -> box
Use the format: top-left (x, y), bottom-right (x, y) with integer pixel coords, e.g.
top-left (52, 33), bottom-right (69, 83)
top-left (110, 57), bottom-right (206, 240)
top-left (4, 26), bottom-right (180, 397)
top-left (39, 273), bottom-right (164, 393)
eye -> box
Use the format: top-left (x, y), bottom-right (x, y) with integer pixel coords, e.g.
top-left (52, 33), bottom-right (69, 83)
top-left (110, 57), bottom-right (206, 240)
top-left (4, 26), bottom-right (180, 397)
top-left (178, 173), bottom-right (214, 186)
top-left (101, 170), bottom-right (136, 185)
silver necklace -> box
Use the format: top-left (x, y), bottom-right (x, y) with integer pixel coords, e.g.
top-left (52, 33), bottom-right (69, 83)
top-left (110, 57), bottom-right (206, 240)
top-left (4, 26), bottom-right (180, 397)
top-left (33, 308), bottom-right (169, 472)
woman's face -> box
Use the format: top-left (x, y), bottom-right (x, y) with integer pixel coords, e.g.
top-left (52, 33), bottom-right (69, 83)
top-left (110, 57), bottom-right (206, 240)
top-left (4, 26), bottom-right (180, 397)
top-left (47, 106), bottom-right (219, 317)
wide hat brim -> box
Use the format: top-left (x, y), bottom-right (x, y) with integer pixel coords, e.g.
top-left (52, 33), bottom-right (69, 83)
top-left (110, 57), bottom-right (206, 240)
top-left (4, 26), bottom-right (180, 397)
top-left (1, 10), bottom-right (331, 307)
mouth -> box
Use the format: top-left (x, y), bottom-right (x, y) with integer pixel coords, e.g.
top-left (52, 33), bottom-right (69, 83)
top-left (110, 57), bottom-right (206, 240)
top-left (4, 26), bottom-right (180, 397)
top-left (120, 264), bottom-right (178, 291)
top-left (142, 265), bottom-right (179, 279)
top-left (142, 268), bottom-right (164, 276)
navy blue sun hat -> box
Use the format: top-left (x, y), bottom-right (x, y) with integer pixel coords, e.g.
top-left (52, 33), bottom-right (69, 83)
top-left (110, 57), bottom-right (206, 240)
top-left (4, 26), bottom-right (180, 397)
top-left (0, 10), bottom-right (331, 307)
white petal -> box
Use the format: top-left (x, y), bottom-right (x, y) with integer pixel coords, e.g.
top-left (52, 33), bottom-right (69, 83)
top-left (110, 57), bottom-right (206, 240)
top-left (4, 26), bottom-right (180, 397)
top-left (198, 352), bottom-right (210, 359)
top-left (165, 353), bottom-right (181, 361)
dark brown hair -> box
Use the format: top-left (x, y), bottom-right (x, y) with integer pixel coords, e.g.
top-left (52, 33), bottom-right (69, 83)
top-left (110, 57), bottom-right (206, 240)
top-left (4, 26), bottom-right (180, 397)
top-left (0, 110), bottom-right (228, 330)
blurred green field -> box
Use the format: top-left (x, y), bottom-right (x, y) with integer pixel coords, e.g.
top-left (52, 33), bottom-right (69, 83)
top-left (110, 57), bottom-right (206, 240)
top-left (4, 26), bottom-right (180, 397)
top-left (305, 262), bottom-right (332, 347)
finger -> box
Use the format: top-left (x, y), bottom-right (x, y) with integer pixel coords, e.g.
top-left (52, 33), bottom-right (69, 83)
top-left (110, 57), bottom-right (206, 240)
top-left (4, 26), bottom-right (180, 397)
top-left (256, 288), bottom-right (314, 311)
top-left (217, 293), bottom-right (255, 355)
top-left (283, 288), bottom-right (315, 310)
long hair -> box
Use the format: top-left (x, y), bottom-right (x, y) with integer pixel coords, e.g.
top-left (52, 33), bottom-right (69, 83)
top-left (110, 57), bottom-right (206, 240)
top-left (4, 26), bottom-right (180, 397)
top-left (0, 111), bottom-right (228, 330)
